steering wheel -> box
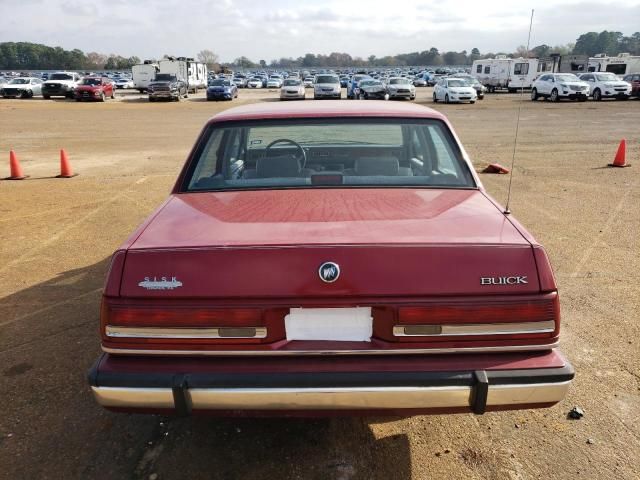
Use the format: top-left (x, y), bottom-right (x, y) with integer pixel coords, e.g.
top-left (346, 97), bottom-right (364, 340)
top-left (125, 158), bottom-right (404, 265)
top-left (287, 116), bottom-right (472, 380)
top-left (265, 139), bottom-right (307, 169)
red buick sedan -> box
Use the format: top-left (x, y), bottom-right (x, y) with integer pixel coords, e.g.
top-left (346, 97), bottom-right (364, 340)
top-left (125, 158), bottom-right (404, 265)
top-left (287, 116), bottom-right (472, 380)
top-left (88, 101), bottom-right (573, 417)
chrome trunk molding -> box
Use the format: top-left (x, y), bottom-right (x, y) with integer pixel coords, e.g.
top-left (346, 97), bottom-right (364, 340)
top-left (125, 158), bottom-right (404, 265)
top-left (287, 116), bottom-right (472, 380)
top-left (102, 341), bottom-right (559, 356)
top-left (392, 320), bottom-right (555, 337)
top-left (105, 325), bottom-right (267, 339)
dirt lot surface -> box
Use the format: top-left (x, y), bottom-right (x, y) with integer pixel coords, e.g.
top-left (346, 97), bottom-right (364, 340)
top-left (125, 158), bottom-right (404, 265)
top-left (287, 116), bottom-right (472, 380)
top-left (0, 88), bottom-right (639, 480)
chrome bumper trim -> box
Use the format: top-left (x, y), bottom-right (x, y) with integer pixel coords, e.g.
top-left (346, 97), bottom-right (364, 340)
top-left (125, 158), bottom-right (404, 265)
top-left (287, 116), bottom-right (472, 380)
top-left (91, 381), bottom-right (570, 411)
top-left (102, 341), bottom-right (559, 356)
top-left (392, 320), bottom-right (555, 337)
top-left (105, 325), bottom-right (267, 339)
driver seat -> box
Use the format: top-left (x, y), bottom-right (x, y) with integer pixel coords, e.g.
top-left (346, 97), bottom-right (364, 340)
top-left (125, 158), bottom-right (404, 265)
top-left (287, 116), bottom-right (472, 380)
top-left (255, 155), bottom-right (302, 178)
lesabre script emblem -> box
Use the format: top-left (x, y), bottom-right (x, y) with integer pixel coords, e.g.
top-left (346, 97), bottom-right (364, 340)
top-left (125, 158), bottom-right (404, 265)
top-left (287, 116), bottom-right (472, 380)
top-left (318, 262), bottom-right (340, 283)
top-left (138, 276), bottom-right (183, 290)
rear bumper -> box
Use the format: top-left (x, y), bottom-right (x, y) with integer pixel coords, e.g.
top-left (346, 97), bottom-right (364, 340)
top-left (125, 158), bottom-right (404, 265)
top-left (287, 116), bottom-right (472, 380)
top-left (314, 91), bottom-right (341, 98)
top-left (88, 349), bottom-right (573, 416)
top-left (562, 92), bottom-right (588, 99)
top-left (149, 91), bottom-right (178, 99)
top-left (207, 92), bottom-right (233, 99)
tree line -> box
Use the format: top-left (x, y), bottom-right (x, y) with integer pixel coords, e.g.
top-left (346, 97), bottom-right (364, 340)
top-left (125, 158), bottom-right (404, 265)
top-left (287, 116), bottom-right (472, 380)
top-left (1, 30), bottom-right (639, 71)
top-left (0, 42), bottom-right (140, 70)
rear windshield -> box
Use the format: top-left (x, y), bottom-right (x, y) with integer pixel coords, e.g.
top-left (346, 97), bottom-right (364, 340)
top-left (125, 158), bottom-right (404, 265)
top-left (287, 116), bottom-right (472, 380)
top-left (593, 73), bottom-right (618, 82)
top-left (155, 74), bottom-right (176, 81)
top-left (50, 73), bottom-right (73, 80)
top-left (182, 119), bottom-right (476, 192)
top-left (316, 75), bottom-right (339, 84)
top-left (556, 74), bottom-right (580, 82)
top-left (81, 78), bottom-right (102, 85)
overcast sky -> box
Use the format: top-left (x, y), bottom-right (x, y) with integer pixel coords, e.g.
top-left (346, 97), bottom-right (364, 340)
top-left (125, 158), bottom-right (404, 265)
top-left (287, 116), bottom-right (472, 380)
top-left (1, 0), bottom-right (639, 61)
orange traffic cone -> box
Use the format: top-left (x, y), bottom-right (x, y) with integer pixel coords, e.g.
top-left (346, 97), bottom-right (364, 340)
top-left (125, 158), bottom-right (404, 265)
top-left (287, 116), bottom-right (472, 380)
top-left (4, 150), bottom-right (28, 180)
top-left (608, 139), bottom-right (631, 168)
top-left (56, 149), bottom-right (78, 178)
top-left (482, 163), bottom-right (510, 174)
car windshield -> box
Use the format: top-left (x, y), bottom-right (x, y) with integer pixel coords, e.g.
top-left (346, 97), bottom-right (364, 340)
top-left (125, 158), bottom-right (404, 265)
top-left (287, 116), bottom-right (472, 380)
top-left (360, 80), bottom-right (381, 87)
top-left (50, 73), bottom-right (73, 80)
top-left (556, 74), bottom-right (579, 82)
top-left (155, 74), bottom-right (176, 81)
top-left (184, 119), bottom-right (476, 192)
top-left (447, 79), bottom-right (467, 87)
top-left (594, 73), bottom-right (618, 81)
top-left (81, 78), bottom-right (102, 85)
top-left (9, 78), bottom-right (29, 84)
top-left (210, 80), bottom-right (230, 86)
top-left (283, 79), bottom-right (300, 86)
top-left (389, 78), bottom-right (409, 85)
top-left (316, 75), bottom-right (339, 84)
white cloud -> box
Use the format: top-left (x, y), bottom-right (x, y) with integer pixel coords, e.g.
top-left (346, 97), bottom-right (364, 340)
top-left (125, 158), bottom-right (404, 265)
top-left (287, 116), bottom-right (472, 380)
top-left (0, 0), bottom-right (638, 61)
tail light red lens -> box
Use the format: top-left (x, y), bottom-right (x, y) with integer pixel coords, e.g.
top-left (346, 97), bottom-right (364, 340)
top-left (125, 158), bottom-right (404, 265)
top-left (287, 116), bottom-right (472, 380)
top-left (103, 303), bottom-right (262, 328)
top-left (398, 295), bottom-right (558, 325)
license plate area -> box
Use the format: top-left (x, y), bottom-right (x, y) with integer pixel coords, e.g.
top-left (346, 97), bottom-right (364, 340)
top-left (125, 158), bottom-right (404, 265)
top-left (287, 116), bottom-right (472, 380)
top-left (284, 307), bottom-right (372, 342)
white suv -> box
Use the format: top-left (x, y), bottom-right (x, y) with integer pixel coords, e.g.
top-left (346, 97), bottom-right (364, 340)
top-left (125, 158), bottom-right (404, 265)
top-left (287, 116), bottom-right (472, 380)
top-left (531, 73), bottom-right (590, 102)
top-left (578, 72), bottom-right (632, 101)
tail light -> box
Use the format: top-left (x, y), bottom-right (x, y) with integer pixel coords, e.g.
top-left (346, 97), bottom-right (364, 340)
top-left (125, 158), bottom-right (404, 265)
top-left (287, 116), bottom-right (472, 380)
top-left (101, 294), bottom-right (559, 354)
top-left (393, 294), bottom-right (559, 342)
top-left (101, 300), bottom-right (272, 347)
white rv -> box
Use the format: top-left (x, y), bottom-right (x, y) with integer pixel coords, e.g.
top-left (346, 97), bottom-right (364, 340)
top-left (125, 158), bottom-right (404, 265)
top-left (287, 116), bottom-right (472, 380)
top-left (132, 62), bottom-right (159, 92)
top-left (159, 57), bottom-right (208, 93)
top-left (588, 53), bottom-right (640, 76)
top-left (472, 56), bottom-right (539, 92)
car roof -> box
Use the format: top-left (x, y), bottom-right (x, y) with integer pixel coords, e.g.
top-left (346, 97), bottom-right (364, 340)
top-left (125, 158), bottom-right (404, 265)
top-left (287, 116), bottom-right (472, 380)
top-left (208, 101), bottom-right (446, 124)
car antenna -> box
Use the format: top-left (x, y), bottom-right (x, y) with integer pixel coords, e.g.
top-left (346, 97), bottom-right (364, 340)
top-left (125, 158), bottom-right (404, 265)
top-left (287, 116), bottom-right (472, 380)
top-left (504, 8), bottom-right (535, 215)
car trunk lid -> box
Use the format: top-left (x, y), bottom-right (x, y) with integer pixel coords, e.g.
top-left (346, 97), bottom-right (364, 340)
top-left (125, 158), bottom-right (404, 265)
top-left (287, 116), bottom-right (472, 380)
top-left (119, 189), bottom-right (540, 298)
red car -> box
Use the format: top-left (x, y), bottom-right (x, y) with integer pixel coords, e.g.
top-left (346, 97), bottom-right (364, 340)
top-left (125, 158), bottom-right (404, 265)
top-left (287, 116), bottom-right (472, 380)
top-left (88, 101), bottom-right (573, 417)
top-left (623, 73), bottom-right (640, 98)
top-left (74, 76), bottom-right (115, 102)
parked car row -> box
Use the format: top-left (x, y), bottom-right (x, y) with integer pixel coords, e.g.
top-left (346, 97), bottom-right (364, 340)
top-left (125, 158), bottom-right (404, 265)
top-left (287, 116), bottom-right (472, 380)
top-left (0, 73), bottom-right (118, 102)
top-left (530, 72), bottom-right (633, 102)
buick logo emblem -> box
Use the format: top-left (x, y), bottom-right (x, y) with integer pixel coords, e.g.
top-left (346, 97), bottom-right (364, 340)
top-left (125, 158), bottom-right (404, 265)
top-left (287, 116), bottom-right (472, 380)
top-left (318, 262), bottom-right (340, 283)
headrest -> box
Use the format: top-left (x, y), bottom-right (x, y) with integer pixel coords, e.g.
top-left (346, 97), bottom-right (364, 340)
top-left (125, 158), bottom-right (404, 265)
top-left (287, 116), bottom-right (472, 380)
top-left (354, 157), bottom-right (399, 176)
top-left (256, 155), bottom-right (301, 178)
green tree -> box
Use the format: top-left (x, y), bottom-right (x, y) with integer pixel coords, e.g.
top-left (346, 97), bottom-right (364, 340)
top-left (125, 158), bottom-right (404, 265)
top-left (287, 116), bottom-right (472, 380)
top-left (532, 44), bottom-right (551, 58)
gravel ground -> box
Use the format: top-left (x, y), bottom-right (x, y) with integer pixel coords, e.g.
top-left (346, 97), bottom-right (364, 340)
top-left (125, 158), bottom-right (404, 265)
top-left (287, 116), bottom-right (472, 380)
top-left (0, 88), bottom-right (638, 480)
